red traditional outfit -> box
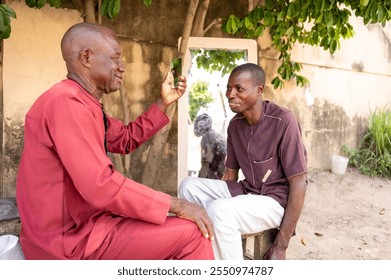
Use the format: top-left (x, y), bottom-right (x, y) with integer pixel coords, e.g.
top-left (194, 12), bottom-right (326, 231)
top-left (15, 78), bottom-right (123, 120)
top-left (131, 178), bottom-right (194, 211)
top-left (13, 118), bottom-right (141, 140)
top-left (16, 79), bottom-right (213, 260)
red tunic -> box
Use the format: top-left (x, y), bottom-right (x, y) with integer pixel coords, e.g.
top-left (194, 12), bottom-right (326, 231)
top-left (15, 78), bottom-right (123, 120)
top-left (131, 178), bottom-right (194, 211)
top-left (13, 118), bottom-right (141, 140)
top-left (16, 79), bottom-right (172, 259)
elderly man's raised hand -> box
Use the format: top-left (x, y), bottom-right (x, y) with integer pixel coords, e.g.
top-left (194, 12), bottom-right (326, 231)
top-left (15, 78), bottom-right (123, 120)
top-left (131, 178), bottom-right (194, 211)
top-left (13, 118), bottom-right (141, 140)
top-left (157, 71), bottom-right (187, 111)
top-left (170, 196), bottom-right (214, 241)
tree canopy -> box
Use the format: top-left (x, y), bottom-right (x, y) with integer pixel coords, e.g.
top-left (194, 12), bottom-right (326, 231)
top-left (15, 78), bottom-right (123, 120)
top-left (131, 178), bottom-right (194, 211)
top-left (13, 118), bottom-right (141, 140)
top-left (188, 80), bottom-right (214, 122)
top-left (222, 0), bottom-right (391, 88)
top-left (192, 49), bottom-right (247, 77)
top-left (0, 4), bottom-right (16, 39)
top-left (1, 0), bottom-right (390, 88)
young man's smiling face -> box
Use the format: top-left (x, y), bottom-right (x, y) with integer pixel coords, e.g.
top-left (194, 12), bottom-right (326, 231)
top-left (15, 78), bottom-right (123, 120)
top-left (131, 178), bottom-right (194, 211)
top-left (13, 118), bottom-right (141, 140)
top-left (226, 70), bottom-right (263, 114)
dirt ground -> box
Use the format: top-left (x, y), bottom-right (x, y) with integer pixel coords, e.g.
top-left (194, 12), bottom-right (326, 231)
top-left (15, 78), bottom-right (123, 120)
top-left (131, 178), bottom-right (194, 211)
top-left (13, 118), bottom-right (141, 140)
top-left (286, 167), bottom-right (391, 260)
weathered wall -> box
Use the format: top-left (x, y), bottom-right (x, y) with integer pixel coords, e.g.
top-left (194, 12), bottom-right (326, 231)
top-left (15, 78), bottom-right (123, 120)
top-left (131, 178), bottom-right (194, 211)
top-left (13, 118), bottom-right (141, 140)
top-left (259, 16), bottom-right (391, 170)
top-left (2, 0), bottom-right (247, 197)
top-left (2, 1), bottom-right (82, 197)
top-left (2, 1), bottom-right (391, 198)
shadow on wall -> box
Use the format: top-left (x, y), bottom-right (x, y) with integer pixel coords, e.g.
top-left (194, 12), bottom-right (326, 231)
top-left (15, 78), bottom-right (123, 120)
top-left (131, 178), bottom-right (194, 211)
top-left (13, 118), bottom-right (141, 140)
top-left (3, 120), bottom-right (24, 197)
top-left (307, 100), bottom-right (367, 169)
top-left (263, 87), bottom-right (367, 170)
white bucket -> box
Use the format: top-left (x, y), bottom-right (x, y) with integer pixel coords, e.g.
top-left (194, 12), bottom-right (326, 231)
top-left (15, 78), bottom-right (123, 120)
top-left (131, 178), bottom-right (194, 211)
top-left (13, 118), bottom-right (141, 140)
top-left (331, 155), bottom-right (349, 175)
top-left (0, 235), bottom-right (25, 260)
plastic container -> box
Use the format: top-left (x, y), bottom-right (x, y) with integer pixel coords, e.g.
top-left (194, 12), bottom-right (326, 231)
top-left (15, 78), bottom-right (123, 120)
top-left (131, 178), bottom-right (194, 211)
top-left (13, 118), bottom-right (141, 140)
top-left (331, 155), bottom-right (349, 175)
top-left (0, 234), bottom-right (25, 260)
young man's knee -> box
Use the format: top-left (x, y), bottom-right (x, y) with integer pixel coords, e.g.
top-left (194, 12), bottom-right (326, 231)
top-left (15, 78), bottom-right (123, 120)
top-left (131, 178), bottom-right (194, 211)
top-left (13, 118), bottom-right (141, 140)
top-left (178, 176), bottom-right (197, 199)
top-left (207, 199), bottom-right (231, 222)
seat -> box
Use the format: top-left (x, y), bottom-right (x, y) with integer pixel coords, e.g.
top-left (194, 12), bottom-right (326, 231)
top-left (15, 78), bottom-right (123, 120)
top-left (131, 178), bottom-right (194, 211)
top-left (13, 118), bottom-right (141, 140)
top-left (241, 228), bottom-right (278, 260)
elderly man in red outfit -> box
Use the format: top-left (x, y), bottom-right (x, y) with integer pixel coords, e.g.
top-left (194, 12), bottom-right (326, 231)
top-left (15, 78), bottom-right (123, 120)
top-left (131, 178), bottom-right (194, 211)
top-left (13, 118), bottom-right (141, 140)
top-left (16, 22), bottom-right (214, 260)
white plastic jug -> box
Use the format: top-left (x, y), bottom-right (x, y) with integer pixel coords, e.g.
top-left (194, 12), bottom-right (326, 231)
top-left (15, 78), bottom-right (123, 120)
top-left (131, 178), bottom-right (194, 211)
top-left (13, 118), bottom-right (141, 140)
top-left (0, 234), bottom-right (25, 260)
top-left (331, 155), bottom-right (349, 175)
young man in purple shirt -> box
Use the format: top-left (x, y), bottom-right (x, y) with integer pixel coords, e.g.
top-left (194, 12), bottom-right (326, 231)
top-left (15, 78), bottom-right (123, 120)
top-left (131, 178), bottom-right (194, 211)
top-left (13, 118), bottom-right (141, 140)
top-left (179, 63), bottom-right (307, 260)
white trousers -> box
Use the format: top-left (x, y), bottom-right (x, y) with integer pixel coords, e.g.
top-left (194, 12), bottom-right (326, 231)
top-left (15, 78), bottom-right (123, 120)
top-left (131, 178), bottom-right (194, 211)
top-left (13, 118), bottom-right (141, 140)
top-left (178, 176), bottom-right (284, 260)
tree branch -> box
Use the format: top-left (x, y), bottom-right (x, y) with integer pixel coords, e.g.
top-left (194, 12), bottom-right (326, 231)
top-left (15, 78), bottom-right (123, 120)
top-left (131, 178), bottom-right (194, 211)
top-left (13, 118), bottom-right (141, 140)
top-left (202, 17), bottom-right (222, 36)
top-left (191, 0), bottom-right (210, 36)
top-left (119, 83), bottom-right (131, 175)
top-left (178, 0), bottom-right (200, 57)
top-left (84, 0), bottom-right (96, 23)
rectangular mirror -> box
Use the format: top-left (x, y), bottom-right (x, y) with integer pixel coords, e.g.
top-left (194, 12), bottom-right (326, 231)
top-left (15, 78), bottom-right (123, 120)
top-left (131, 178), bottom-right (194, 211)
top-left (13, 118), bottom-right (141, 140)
top-left (178, 37), bottom-right (258, 186)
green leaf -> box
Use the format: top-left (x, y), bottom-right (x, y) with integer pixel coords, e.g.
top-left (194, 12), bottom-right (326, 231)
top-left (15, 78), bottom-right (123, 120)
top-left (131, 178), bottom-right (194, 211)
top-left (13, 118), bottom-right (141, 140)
top-left (287, 3), bottom-right (299, 19)
top-left (25, 0), bottom-right (38, 8)
top-left (296, 75), bottom-right (309, 87)
top-left (100, 0), bottom-right (109, 16)
top-left (48, 0), bottom-right (61, 8)
top-left (360, 0), bottom-right (370, 6)
top-left (370, 1), bottom-right (377, 21)
top-left (112, 0), bottom-right (121, 18)
top-left (0, 9), bottom-right (10, 26)
top-left (320, 36), bottom-right (329, 48)
top-left (315, 0), bottom-right (322, 13)
top-left (107, 0), bottom-right (115, 18)
top-left (227, 15), bottom-right (238, 34)
top-left (377, 3), bottom-right (386, 22)
top-left (330, 39), bottom-right (337, 54)
top-left (286, 26), bottom-right (294, 36)
top-left (277, 10), bottom-right (285, 21)
top-left (0, 10), bottom-right (11, 39)
top-left (264, 11), bottom-right (274, 26)
top-left (364, 0), bottom-right (373, 18)
top-left (143, 0), bottom-right (152, 6)
top-left (312, 31), bottom-right (319, 44)
top-left (36, 0), bottom-right (47, 8)
top-left (271, 77), bottom-right (284, 89)
top-left (325, 11), bottom-right (333, 28)
top-left (0, 25), bottom-right (11, 39)
top-left (0, 4), bottom-right (16, 18)
top-left (320, 0), bottom-right (327, 11)
top-left (254, 24), bottom-right (265, 37)
top-left (315, 13), bottom-right (323, 24)
top-left (244, 17), bottom-right (253, 29)
top-left (252, 6), bottom-right (264, 21)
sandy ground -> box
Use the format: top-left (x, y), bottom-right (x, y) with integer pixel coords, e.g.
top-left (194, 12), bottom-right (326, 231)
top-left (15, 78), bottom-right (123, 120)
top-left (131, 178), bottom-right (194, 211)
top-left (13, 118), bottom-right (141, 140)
top-left (286, 167), bottom-right (391, 260)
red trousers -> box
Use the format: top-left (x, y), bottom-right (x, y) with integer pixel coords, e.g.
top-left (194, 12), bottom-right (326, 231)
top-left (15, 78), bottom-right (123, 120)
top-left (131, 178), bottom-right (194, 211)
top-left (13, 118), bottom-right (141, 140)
top-left (87, 216), bottom-right (214, 260)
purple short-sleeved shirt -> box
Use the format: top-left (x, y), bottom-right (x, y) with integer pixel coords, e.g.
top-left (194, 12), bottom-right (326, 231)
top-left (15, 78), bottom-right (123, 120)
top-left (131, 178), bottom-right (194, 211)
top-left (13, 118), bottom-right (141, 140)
top-left (225, 101), bottom-right (307, 208)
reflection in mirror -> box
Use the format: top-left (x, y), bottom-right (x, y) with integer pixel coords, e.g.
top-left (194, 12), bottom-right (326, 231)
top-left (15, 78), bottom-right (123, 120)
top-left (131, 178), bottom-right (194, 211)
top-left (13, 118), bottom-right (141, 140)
top-left (187, 49), bottom-right (246, 178)
top-left (178, 37), bottom-right (258, 186)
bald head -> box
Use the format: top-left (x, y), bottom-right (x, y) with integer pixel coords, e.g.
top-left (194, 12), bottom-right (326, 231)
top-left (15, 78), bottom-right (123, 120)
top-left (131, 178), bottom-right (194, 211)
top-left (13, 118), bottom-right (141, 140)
top-left (61, 22), bottom-right (117, 67)
top-left (60, 22), bottom-right (125, 99)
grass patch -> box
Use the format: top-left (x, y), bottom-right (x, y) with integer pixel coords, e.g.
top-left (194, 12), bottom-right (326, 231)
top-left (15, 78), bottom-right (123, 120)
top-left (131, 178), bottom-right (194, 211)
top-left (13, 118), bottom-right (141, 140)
top-left (342, 106), bottom-right (391, 179)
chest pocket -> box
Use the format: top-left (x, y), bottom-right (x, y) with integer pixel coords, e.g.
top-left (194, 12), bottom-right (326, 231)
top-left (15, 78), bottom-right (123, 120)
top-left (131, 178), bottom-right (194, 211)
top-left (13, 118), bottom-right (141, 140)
top-left (253, 157), bottom-right (281, 184)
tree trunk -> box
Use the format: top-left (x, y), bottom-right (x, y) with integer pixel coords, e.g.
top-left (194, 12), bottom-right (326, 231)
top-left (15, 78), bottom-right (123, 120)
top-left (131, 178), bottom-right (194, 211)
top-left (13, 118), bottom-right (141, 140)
top-left (141, 103), bottom-right (176, 187)
top-left (0, 38), bottom-right (4, 197)
top-left (119, 83), bottom-right (131, 176)
top-left (141, 0), bottom-right (201, 189)
top-left (84, 0), bottom-right (96, 23)
top-left (178, 0), bottom-right (200, 57)
top-left (191, 0), bottom-right (210, 36)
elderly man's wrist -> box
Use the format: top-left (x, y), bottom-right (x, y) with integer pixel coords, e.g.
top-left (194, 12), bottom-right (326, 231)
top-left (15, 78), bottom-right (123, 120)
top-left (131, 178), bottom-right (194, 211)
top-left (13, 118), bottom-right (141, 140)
top-left (156, 98), bottom-right (168, 112)
top-left (169, 196), bottom-right (183, 214)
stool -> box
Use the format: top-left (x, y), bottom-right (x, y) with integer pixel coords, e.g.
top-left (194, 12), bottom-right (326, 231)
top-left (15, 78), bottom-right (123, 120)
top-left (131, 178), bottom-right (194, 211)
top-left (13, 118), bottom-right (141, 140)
top-left (242, 228), bottom-right (278, 260)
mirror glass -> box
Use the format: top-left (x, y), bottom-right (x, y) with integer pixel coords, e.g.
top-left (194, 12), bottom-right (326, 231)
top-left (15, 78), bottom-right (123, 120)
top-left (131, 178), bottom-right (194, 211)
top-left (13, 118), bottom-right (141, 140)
top-left (178, 37), bottom-right (258, 186)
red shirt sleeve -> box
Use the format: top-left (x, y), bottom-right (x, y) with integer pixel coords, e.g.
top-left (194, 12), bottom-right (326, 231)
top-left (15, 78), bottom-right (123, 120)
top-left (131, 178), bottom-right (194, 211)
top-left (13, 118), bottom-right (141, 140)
top-left (46, 94), bottom-right (171, 224)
